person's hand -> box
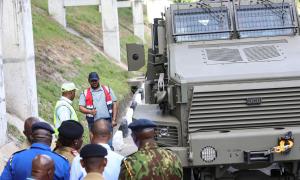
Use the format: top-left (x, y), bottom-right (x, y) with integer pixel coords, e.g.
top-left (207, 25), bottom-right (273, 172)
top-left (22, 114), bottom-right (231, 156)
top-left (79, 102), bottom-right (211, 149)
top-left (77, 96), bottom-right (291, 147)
top-left (112, 120), bottom-right (117, 127)
top-left (90, 109), bottom-right (97, 116)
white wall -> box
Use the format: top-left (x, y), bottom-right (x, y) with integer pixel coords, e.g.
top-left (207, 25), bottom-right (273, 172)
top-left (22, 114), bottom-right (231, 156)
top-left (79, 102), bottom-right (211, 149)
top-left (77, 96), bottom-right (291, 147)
top-left (2, 0), bottom-right (38, 120)
top-left (0, 0), bottom-right (7, 146)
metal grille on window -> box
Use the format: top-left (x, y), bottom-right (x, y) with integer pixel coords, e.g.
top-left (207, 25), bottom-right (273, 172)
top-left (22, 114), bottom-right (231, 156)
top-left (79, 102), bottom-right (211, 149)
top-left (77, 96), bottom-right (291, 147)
top-left (235, 2), bottom-right (296, 38)
top-left (173, 3), bottom-right (231, 42)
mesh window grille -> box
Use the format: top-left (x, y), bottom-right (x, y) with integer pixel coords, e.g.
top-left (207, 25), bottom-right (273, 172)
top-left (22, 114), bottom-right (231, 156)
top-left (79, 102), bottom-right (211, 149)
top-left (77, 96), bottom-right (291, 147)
top-left (235, 3), bottom-right (294, 38)
top-left (173, 7), bottom-right (231, 42)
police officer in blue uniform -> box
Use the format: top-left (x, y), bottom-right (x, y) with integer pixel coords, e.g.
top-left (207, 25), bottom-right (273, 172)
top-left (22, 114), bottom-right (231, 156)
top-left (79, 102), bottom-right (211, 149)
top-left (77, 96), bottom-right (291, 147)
top-left (0, 122), bottom-right (70, 180)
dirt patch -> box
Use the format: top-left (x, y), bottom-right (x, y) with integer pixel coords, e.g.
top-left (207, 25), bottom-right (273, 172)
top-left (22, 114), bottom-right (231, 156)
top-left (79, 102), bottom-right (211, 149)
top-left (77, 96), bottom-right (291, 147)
top-left (35, 39), bottom-right (96, 82)
top-left (72, 22), bottom-right (103, 50)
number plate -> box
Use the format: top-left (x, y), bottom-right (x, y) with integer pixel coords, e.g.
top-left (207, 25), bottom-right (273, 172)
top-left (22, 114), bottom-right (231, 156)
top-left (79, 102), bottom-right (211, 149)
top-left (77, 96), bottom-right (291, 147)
top-left (246, 97), bottom-right (262, 105)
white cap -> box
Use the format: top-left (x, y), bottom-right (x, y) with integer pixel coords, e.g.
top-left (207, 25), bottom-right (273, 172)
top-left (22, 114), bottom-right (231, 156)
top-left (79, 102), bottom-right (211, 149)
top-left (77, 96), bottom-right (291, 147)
top-left (61, 82), bottom-right (78, 92)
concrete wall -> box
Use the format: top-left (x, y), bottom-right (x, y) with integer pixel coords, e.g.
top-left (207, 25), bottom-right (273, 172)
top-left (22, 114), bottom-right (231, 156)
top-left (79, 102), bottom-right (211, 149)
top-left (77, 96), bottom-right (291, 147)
top-left (101, 0), bottom-right (121, 62)
top-left (2, 0), bottom-right (38, 120)
top-left (132, 0), bottom-right (145, 42)
top-left (0, 0), bottom-right (7, 146)
top-left (48, 0), bottom-right (66, 27)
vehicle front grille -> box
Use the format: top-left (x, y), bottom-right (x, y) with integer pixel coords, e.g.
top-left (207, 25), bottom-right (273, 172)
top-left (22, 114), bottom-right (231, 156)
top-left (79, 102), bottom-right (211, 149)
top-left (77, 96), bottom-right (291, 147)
top-left (155, 125), bottom-right (179, 146)
top-left (188, 84), bottom-right (300, 132)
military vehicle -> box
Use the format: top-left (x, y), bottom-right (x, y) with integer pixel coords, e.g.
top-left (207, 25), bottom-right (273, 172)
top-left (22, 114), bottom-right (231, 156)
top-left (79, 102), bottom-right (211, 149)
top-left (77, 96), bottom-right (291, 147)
top-left (126, 0), bottom-right (300, 179)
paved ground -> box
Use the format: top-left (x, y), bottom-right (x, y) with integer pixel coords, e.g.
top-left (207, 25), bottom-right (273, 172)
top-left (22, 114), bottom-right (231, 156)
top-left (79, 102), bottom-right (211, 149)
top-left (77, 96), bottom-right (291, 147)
top-left (114, 131), bottom-right (138, 157)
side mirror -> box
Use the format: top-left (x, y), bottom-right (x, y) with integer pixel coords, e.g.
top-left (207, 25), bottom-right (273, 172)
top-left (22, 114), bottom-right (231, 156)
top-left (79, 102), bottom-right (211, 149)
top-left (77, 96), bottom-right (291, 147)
top-left (126, 44), bottom-right (145, 71)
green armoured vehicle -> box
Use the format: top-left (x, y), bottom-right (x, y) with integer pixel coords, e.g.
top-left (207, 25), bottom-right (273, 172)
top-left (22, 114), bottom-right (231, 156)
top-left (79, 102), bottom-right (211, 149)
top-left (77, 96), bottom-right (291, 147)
top-left (127, 0), bottom-right (300, 179)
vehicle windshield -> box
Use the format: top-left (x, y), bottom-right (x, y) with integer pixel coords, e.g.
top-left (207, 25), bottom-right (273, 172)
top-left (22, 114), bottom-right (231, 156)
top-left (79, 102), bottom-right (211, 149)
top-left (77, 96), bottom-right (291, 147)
top-left (172, 1), bottom-right (297, 42)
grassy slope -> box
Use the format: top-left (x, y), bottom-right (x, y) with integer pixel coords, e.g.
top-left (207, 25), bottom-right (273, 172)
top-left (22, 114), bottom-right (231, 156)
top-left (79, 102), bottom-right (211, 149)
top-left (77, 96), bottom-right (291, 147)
top-left (31, 0), bottom-right (130, 130)
top-left (66, 5), bottom-right (143, 63)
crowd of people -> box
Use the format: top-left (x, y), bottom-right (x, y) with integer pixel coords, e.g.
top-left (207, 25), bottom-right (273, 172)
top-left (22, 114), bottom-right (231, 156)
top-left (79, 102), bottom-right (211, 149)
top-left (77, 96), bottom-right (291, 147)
top-left (0, 72), bottom-right (183, 180)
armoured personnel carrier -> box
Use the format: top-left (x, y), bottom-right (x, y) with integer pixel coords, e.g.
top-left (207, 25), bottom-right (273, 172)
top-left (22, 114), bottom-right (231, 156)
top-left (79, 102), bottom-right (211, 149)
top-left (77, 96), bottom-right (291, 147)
top-left (127, 0), bottom-right (300, 179)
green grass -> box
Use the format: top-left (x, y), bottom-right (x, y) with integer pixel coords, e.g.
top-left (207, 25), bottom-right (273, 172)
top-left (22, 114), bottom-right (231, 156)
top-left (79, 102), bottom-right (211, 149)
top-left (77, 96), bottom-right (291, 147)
top-left (31, 0), bottom-right (48, 11)
top-left (32, 7), bottom-right (74, 41)
top-left (37, 80), bottom-right (61, 122)
top-left (67, 6), bottom-right (101, 26)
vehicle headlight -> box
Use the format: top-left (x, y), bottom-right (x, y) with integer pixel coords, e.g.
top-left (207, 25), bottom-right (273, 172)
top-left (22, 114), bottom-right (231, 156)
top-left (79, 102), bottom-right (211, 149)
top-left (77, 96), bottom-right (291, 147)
top-left (201, 146), bottom-right (217, 162)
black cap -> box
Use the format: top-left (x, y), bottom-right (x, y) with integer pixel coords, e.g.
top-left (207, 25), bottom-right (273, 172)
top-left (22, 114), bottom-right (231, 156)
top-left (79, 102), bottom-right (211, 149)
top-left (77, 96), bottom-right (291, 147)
top-left (128, 119), bottom-right (157, 131)
top-left (80, 144), bottom-right (108, 159)
top-left (88, 72), bottom-right (100, 81)
top-left (58, 120), bottom-right (84, 139)
top-left (32, 122), bottom-right (54, 134)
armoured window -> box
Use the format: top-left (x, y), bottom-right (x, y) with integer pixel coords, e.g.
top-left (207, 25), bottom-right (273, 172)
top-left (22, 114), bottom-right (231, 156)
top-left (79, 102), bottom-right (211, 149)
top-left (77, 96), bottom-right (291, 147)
top-left (173, 5), bottom-right (232, 42)
top-left (235, 3), bottom-right (296, 38)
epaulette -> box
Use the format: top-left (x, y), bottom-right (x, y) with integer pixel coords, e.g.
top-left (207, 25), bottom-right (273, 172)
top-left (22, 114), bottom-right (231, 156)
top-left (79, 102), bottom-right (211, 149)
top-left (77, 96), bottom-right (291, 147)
top-left (8, 149), bottom-right (27, 166)
top-left (11, 149), bottom-right (27, 155)
top-left (52, 151), bottom-right (69, 162)
top-left (122, 158), bottom-right (134, 179)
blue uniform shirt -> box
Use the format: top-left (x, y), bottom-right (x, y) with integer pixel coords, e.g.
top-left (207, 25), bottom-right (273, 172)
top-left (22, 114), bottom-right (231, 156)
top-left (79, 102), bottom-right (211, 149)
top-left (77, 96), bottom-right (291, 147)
top-left (0, 143), bottom-right (70, 180)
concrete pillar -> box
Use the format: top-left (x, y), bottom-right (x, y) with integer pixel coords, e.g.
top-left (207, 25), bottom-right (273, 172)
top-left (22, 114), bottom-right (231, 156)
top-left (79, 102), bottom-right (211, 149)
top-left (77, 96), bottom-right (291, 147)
top-left (2, 0), bottom-right (38, 120)
top-left (48, 0), bottom-right (66, 27)
top-left (146, 0), bottom-right (171, 23)
top-left (0, 0), bottom-right (7, 146)
top-left (100, 0), bottom-right (121, 62)
top-left (132, 0), bottom-right (145, 42)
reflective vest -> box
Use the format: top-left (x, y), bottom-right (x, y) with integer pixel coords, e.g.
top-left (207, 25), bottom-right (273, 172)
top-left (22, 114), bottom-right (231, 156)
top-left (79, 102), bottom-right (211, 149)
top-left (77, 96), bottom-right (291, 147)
top-left (84, 85), bottom-right (113, 118)
top-left (53, 99), bottom-right (78, 135)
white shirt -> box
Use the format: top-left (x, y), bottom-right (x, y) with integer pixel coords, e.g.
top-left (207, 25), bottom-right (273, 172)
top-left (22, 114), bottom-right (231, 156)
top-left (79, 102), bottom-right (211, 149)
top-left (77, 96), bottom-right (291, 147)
top-left (70, 155), bottom-right (86, 180)
top-left (69, 143), bottom-right (124, 180)
top-left (100, 143), bottom-right (124, 180)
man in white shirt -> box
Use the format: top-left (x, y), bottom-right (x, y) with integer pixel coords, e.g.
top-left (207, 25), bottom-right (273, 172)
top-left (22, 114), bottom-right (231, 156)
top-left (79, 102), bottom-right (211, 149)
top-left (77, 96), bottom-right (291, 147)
top-left (91, 119), bottom-right (124, 180)
top-left (70, 119), bottom-right (124, 180)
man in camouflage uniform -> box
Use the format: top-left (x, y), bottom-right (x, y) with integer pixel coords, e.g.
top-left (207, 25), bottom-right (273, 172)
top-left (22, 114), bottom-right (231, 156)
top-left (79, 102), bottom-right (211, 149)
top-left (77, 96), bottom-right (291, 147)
top-left (119, 119), bottom-right (183, 180)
